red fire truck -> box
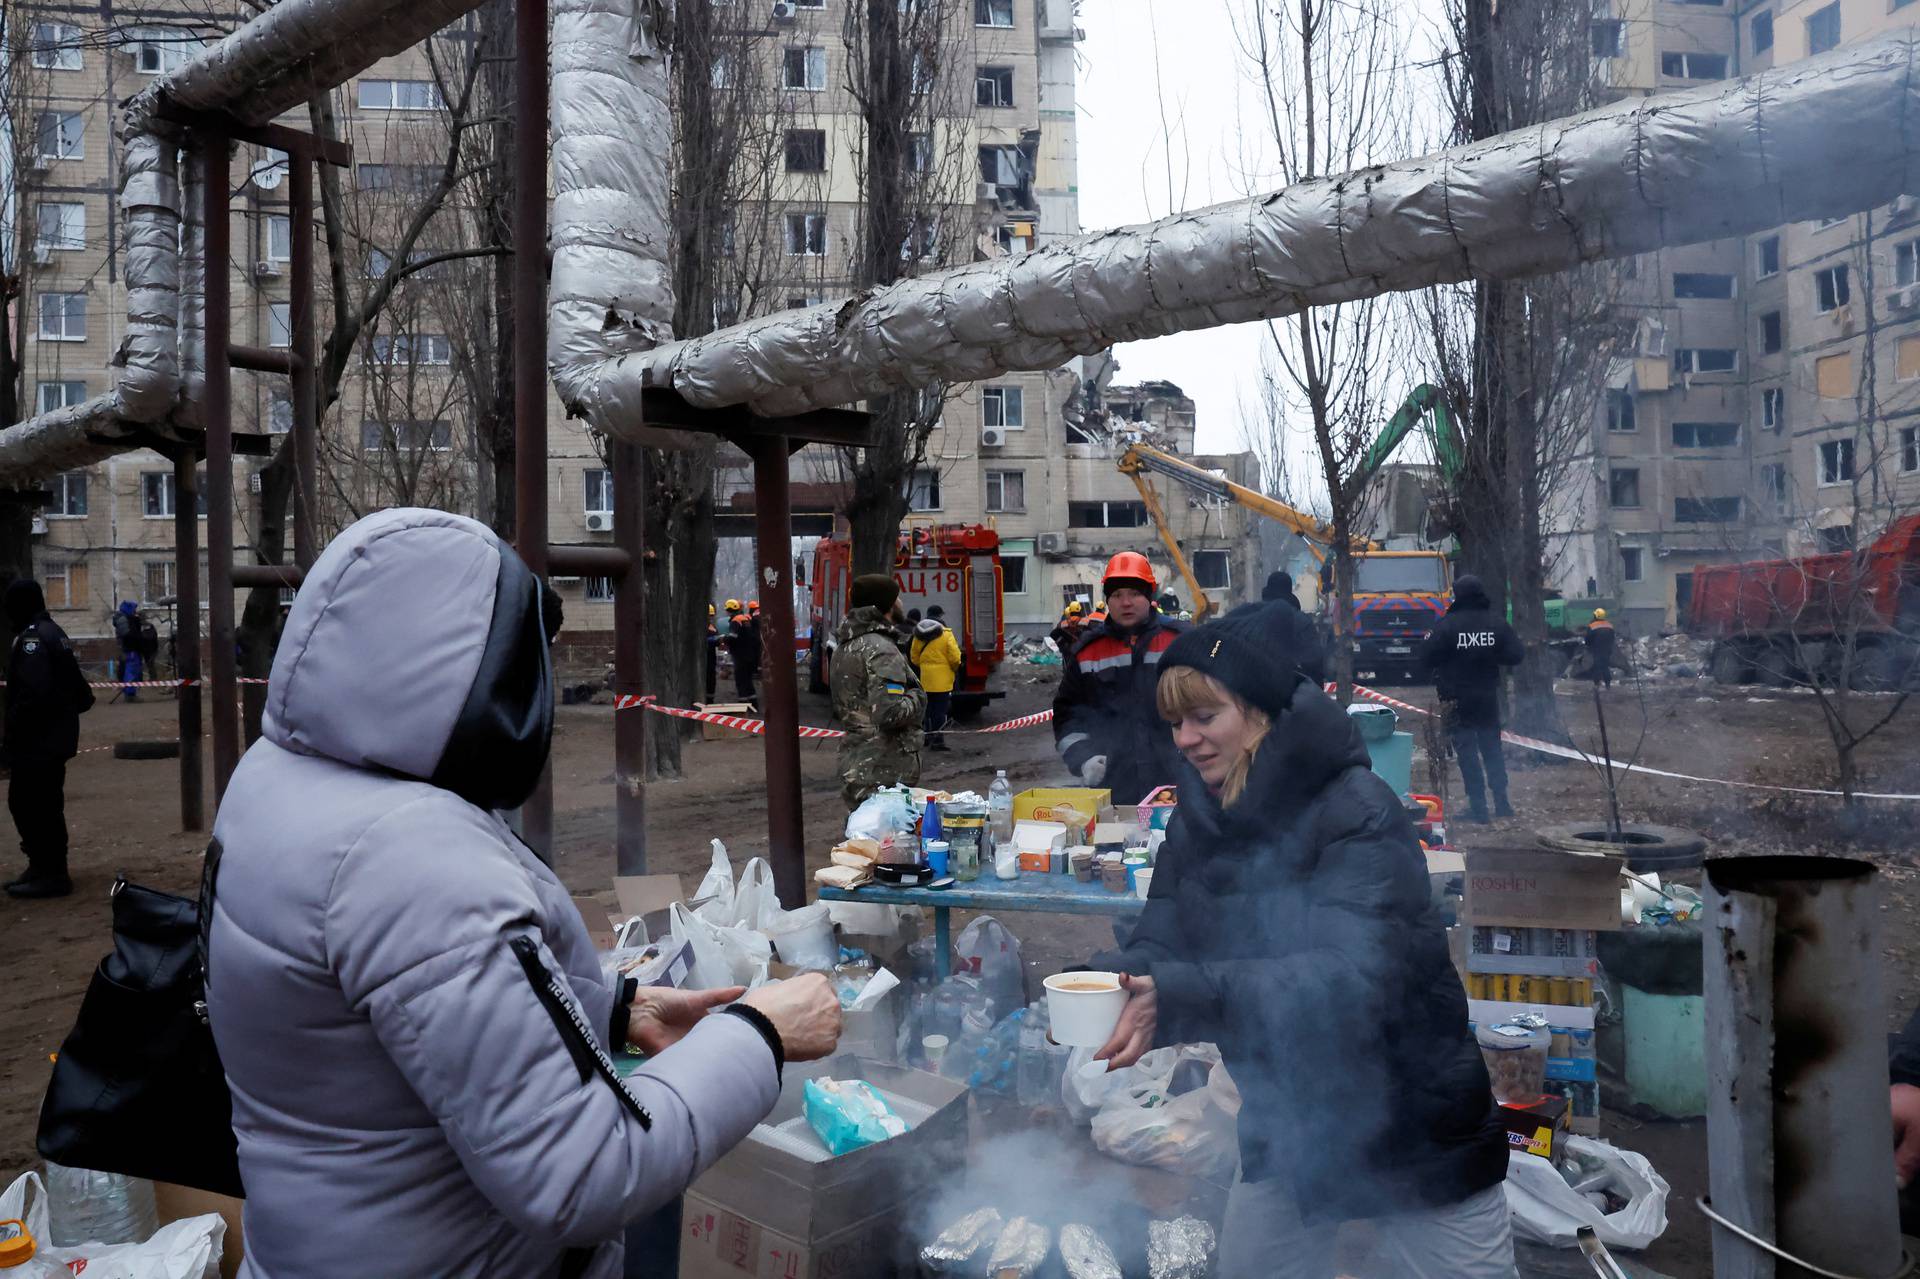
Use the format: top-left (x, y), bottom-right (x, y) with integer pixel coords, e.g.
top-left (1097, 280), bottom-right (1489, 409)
top-left (1687, 513), bottom-right (1920, 688)
top-left (808, 523), bottom-right (1006, 718)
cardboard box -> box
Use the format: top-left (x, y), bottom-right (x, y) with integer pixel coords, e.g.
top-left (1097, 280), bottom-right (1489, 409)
top-left (1012, 787), bottom-right (1110, 824)
top-left (572, 894), bottom-right (617, 951)
top-left (154, 1183), bottom-right (244, 1279)
top-left (1464, 846), bottom-right (1624, 931)
top-left (767, 964), bottom-right (907, 1061)
top-left (1497, 1095), bottom-right (1570, 1159)
top-left (680, 1055), bottom-right (968, 1279)
top-left (1544, 1078), bottom-right (1602, 1135)
top-left (1466, 925), bottom-right (1601, 977)
top-left (695, 702), bottom-right (757, 740)
top-left (612, 873), bottom-right (685, 942)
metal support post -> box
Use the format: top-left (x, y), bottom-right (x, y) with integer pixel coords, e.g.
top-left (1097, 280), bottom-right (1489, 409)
top-left (201, 138), bottom-right (241, 803)
top-left (1703, 856), bottom-right (1905, 1279)
top-left (511, 0), bottom-right (553, 857)
top-left (748, 435), bottom-right (805, 907)
top-left (611, 440), bottom-right (646, 876)
top-left (289, 155), bottom-right (319, 570)
top-left (173, 454), bottom-right (204, 831)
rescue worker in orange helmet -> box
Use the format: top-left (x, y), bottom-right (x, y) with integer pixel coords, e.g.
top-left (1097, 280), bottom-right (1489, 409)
top-left (1049, 600), bottom-right (1086, 654)
top-left (1583, 607), bottom-right (1617, 688)
top-left (1051, 552), bottom-right (1189, 806)
top-left (705, 604), bottom-right (720, 703)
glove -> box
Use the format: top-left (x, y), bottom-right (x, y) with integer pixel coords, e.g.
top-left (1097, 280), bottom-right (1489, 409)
top-left (1080, 756), bottom-right (1108, 787)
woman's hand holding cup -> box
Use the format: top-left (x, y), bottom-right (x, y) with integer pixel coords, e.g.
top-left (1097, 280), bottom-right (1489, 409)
top-left (1094, 973), bottom-right (1157, 1070)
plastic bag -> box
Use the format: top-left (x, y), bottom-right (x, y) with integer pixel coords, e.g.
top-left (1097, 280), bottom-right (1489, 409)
top-left (1504, 1135), bottom-right (1670, 1251)
top-left (765, 902), bottom-right (838, 970)
top-left (803, 1078), bottom-right (911, 1155)
top-left (692, 839), bottom-right (736, 924)
top-left (1087, 1046), bottom-right (1239, 1180)
top-left (955, 916), bottom-right (1025, 1014)
top-left (670, 901), bottom-right (772, 990)
top-left (846, 788), bottom-right (917, 843)
top-left (1062, 1047), bottom-right (1133, 1123)
top-left (731, 856), bottom-right (780, 930)
top-left (0, 1172), bottom-right (224, 1279)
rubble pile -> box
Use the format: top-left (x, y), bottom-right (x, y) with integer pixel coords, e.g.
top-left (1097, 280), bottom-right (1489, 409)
top-left (1632, 633), bottom-right (1709, 680)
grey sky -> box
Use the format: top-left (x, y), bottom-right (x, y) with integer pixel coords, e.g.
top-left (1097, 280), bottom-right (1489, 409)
top-left (1075, 0), bottom-right (1449, 461)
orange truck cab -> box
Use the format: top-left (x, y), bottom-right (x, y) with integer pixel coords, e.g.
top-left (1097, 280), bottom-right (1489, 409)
top-left (809, 523), bottom-right (1007, 718)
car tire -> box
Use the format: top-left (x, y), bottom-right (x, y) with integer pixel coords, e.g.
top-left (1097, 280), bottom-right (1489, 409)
top-left (1536, 821), bottom-right (1707, 872)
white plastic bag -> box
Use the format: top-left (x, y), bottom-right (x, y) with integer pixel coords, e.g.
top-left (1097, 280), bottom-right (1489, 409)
top-left (1504, 1135), bottom-right (1670, 1251)
top-left (1087, 1046), bottom-right (1240, 1180)
top-left (0, 1171), bottom-right (224, 1279)
top-left (692, 839), bottom-right (736, 924)
top-left (1062, 1047), bottom-right (1134, 1123)
top-left (731, 856), bottom-right (781, 930)
top-left (671, 901), bottom-right (772, 990)
top-left (845, 789), bottom-right (916, 843)
top-left (954, 916), bottom-right (1025, 1013)
top-left (765, 902), bottom-right (838, 970)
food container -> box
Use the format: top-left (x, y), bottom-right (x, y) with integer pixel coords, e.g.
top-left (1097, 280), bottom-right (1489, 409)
top-left (1043, 972), bottom-right (1128, 1048)
top-left (1071, 850), bottom-right (1095, 883)
top-left (946, 804), bottom-right (986, 881)
top-left (924, 839), bottom-right (950, 878)
top-left (1478, 1021), bottom-right (1550, 1103)
top-left (1099, 855), bottom-right (1129, 894)
top-left (1123, 854), bottom-right (1150, 894)
top-left (1133, 868), bottom-right (1155, 900)
top-left (1136, 784), bottom-right (1178, 830)
top-left (873, 862), bottom-right (936, 887)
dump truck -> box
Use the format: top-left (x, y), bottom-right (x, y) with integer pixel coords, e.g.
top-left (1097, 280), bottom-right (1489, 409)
top-left (808, 522), bottom-right (1007, 717)
top-left (1687, 514), bottom-right (1920, 689)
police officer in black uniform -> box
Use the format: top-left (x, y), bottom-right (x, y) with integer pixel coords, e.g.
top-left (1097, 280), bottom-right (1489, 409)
top-left (4, 578), bottom-right (93, 898)
top-left (1418, 575), bottom-right (1523, 824)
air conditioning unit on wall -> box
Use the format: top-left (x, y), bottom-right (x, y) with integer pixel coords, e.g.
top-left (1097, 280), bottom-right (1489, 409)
top-left (585, 511), bottom-right (613, 532)
top-left (771, 0), bottom-right (797, 21)
top-left (981, 426), bottom-right (1005, 448)
top-left (1037, 531), bottom-right (1067, 556)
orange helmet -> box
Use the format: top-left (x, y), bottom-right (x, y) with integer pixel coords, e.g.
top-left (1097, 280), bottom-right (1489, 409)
top-left (748, 600), bottom-right (761, 613)
top-left (1101, 551), bottom-right (1158, 596)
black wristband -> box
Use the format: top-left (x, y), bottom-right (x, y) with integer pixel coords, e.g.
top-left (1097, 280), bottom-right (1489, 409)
top-left (723, 1003), bottom-right (786, 1079)
top-left (608, 977), bottom-right (638, 1048)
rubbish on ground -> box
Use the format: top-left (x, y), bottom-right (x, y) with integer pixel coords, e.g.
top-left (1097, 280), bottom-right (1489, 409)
top-left (1147, 1217), bottom-right (1217, 1279)
top-left (1504, 1134), bottom-right (1669, 1250)
top-left (920, 1207), bottom-right (1003, 1272)
top-left (801, 1078), bottom-right (910, 1156)
top-left (985, 1216), bottom-right (1052, 1277)
top-left (1059, 1223), bottom-right (1124, 1279)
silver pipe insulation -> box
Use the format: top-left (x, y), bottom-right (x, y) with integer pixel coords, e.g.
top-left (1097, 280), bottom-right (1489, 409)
top-left (623, 31), bottom-right (1920, 417)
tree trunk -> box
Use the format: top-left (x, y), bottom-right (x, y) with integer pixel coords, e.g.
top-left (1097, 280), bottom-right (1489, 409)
top-left (639, 447), bottom-right (719, 779)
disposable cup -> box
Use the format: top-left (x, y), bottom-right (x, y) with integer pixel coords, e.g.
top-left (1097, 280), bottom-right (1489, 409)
top-left (1043, 971), bottom-right (1128, 1048)
top-left (1133, 868), bottom-right (1155, 900)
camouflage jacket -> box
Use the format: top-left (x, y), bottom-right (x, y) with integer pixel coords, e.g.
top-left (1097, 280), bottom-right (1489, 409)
top-left (833, 606), bottom-right (925, 804)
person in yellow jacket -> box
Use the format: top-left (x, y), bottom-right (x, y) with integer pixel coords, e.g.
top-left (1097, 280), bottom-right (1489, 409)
top-left (909, 605), bottom-right (964, 752)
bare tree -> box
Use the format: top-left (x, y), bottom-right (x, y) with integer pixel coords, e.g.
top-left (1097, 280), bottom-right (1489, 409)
top-left (1231, 0), bottom-right (1411, 698)
top-left (1422, 0), bottom-right (1630, 736)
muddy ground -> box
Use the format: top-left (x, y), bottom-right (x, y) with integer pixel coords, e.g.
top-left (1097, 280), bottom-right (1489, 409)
top-left (2, 660), bottom-right (1916, 1277)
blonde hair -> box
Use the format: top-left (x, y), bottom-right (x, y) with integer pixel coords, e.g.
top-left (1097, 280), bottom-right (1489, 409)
top-left (1156, 665), bottom-right (1272, 806)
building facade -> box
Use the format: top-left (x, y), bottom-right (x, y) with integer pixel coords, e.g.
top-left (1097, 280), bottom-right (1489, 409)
top-left (1556, 0), bottom-right (1920, 634)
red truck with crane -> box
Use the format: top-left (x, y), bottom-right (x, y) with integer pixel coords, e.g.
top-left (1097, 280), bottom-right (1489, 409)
top-left (1686, 514), bottom-right (1920, 689)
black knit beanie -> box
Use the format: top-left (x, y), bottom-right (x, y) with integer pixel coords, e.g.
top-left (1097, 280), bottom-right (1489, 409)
top-left (1262, 570), bottom-right (1294, 601)
top-left (1159, 606), bottom-right (1309, 717)
top-left (850, 574), bottom-right (900, 612)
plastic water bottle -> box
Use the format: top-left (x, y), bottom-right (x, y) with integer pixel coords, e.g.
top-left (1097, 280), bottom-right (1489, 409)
top-left (42, 1162), bottom-right (157, 1247)
top-left (1017, 1006), bottom-right (1052, 1104)
top-left (988, 770), bottom-right (1014, 845)
top-left (943, 1006), bottom-right (995, 1081)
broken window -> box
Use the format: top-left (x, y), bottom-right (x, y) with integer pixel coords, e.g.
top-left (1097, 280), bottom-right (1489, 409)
top-left (1660, 51), bottom-right (1727, 79)
top-left (1673, 348), bottom-right (1737, 374)
top-left (1762, 463), bottom-right (1789, 508)
top-left (975, 0), bottom-right (1015, 26)
top-left (900, 214), bottom-right (939, 261)
top-left (784, 212), bottom-right (827, 256)
top-left (1591, 20), bottom-right (1624, 58)
top-left (909, 132), bottom-right (933, 173)
top-left (1609, 468), bottom-right (1641, 509)
top-left (1069, 501), bottom-right (1147, 529)
top-left (785, 129), bottom-right (826, 173)
top-left (1818, 438), bottom-right (1855, 485)
top-left (1759, 311), bottom-right (1782, 354)
top-left (907, 468), bottom-right (942, 511)
top-left (1671, 421), bottom-right (1740, 448)
top-left (1620, 547), bottom-right (1644, 583)
top-left (975, 66), bottom-right (1014, 107)
top-left (1674, 496), bottom-right (1742, 523)
top-left (1815, 264), bottom-right (1850, 313)
top-left (1192, 550), bottom-right (1231, 591)
top-left (1606, 390), bottom-right (1635, 432)
top-left (1762, 386), bottom-right (1786, 430)
top-left (978, 143), bottom-right (1034, 209)
top-left (1757, 235), bottom-right (1780, 277)
top-left (1672, 272), bottom-right (1733, 299)
top-left (1898, 240), bottom-right (1920, 286)
top-left (983, 385), bottom-right (1024, 428)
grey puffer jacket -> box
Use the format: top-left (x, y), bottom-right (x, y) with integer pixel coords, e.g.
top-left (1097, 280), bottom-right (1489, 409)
top-left (207, 508), bottom-right (779, 1279)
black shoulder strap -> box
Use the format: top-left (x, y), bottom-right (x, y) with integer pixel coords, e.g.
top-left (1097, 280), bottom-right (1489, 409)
top-left (198, 840), bottom-right (224, 995)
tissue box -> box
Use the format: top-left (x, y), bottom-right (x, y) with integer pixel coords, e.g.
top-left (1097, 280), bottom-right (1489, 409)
top-left (1012, 820), bottom-right (1067, 872)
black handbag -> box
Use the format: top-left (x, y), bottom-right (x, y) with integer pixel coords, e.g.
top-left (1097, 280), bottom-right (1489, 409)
top-left (36, 842), bottom-right (243, 1197)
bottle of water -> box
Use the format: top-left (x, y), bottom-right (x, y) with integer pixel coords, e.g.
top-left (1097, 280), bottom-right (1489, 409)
top-left (988, 770), bottom-right (1014, 846)
top-left (1017, 1005), bottom-right (1052, 1105)
top-left (943, 1006), bottom-right (996, 1081)
top-left (42, 1162), bottom-right (157, 1247)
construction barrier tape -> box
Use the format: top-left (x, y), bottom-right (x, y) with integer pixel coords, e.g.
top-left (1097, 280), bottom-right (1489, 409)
top-left (611, 693), bottom-right (1055, 739)
top-left (1341, 682), bottom-right (1920, 803)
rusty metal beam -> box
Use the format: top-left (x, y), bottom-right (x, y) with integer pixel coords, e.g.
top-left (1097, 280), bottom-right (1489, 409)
top-left (201, 139), bottom-right (242, 804)
top-left (227, 345), bottom-right (302, 376)
top-left (611, 440), bottom-right (646, 876)
top-left (547, 544), bottom-right (633, 577)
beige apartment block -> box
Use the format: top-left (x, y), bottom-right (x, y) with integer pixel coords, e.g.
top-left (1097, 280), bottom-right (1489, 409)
top-left (1556, 0), bottom-right (1920, 634)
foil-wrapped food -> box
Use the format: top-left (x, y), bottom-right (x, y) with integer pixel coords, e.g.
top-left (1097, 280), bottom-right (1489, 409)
top-left (1148, 1216), bottom-right (1217, 1279)
top-left (985, 1216), bottom-right (1052, 1277)
top-left (919, 1207), bottom-right (1002, 1272)
top-left (1058, 1223), bottom-right (1123, 1279)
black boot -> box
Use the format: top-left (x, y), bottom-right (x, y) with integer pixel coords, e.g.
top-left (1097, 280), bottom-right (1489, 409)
top-left (7, 867), bottom-right (73, 898)
top-left (1494, 798), bottom-right (1516, 819)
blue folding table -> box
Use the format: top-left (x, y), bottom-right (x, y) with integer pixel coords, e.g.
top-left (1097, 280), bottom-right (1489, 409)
top-left (818, 872), bottom-right (1144, 976)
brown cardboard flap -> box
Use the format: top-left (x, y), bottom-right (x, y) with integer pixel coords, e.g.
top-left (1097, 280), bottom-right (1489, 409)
top-left (1464, 846), bottom-right (1625, 931)
top-left (572, 895), bottom-right (617, 951)
top-left (614, 874), bottom-right (686, 921)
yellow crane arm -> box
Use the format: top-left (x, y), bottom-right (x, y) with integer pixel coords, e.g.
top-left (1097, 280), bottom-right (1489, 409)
top-left (1117, 443), bottom-right (1377, 554)
top-left (1125, 470), bottom-right (1219, 621)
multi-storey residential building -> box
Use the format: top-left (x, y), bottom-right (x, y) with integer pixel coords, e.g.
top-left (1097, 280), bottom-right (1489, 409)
top-left (1556, 0), bottom-right (1920, 634)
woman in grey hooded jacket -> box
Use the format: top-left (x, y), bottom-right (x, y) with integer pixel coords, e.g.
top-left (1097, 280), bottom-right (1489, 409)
top-left (206, 508), bottom-right (839, 1278)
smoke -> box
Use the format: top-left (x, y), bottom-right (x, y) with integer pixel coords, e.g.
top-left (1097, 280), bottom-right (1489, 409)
top-left (910, 1126), bottom-right (1224, 1274)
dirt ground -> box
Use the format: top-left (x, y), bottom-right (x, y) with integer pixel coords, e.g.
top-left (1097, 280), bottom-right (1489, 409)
top-left (3, 661), bottom-right (1916, 1277)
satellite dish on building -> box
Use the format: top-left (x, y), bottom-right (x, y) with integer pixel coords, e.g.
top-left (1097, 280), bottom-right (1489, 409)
top-left (250, 148), bottom-right (288, 190)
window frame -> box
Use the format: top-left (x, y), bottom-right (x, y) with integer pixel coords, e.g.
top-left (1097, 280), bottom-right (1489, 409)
top-left (1761, 462), bottom-right (1790, 508)
top-left (1191, 549), bottom-right (1232, 592)
top-left (1671, 421), bottom-right (1741, 449)
top-left (1897, 240), bottom-right (1920, 287)
top-left (144, 559), bottom-right (177, 604)
top-left (783, 128), bottom-right (827, 174)
top-left (1757, 235), bottom-right (1781, 277)
top-left (982, 385), bottom-right (1025, 429)
top-left (1814, 264), bottom-right (1851, 314)
top-left (1590, 19), bottom-right (1624, 58)
top-left (1000, 553), bottom-right (1028, 595)
top-left (1761, 386), bottom-right (1786, 431)
top-left (1674, 496), bottom-right (1743, 523)
top-left (1805, 2), bottom-right (1839, 56)
top-left (975, 0), bottom-right (1016, 26)
top-left (37, 381), bottom-right (87, 414)
top-left (783, 212), bottom-right (828, 256)
top-left (1900, 426), bottom-right (1919, 474)
top-left (1609, 467), bottom-right (1641, 509)
top-left (984, 468), bottom-right (1026, 514)
top-left (585, 577), bottom-right (615, 604)
top-left (1660, 51), bottom-right (1728, 80)
top-left (36, 201), bottom-right (86, 252)
top-left (907, 467), bottom-right (943, 512)
top-left (1759, 310), bottom-right (1782, 354)
top-left (359, 419), bottom-right (453, 452)
top-left (1818, 438), bottom-right (1856, 486)
top-left (367, 333), bottom-right (452, 365)
top-left (266, 214), bottom-right (292, 262)
top-left (584, 467), bottom-right (614, 515)
top-left (1674, 347), bottom-right (1738, 374)
top-left (268, 302), bottom-right (293, 348)
top-left (782, 47), bottom-right (827, 91)
top-left (42, 561), bottom-right (89, 610)
top-left (975, 65), bottom-right (1015, 108)
top-left (1605, 389), bottom-right (1636, 433)
top-left (47, 471), bottom-right (89, 518)
top-left (36, 110), bottom-right (84, 161)
top-left (1750, 10), bottom-right (1773, 53)
top-left (356, 78), bottom-right (444, 111)
top-left (1672, 271), bottom-right (1735, 300)
top-left (31, 22), bottom-right (83, 70)
top-left (37, 292), bottom-right (87, 342)
top-left (1620, 547), bottom-right (1644, 583)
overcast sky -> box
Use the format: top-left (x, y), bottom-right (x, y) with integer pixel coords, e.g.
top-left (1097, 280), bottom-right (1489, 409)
top-left (1074, 0), bottom-right (1449, 459)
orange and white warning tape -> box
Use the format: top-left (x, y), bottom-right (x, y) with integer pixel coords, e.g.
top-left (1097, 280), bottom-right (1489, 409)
top-left (611, 693), bottom-right (1054, 739)
top-left (1341, 681), bottom-right (1920, 802)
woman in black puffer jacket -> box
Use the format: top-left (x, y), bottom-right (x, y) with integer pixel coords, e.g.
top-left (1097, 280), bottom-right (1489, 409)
top-left (1093, 608), bottom-right (1514, 1279)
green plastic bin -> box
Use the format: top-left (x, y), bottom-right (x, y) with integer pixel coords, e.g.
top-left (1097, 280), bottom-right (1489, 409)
top-left (1347, 705), bottom-right (1413, 798)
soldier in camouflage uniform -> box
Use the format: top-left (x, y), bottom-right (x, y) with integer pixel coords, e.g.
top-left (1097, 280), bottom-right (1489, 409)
top-left (833, 574), bottom-right (926, 809)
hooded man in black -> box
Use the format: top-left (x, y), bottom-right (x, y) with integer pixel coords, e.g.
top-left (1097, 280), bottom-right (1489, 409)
top-left (4, 578), bottom-right (94, 897)
top-left (1418, 574), bottom-right (1523, 822)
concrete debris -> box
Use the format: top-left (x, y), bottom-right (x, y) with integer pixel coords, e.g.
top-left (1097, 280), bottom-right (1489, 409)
top-left (1632, 634), bottom-right (1710, 679)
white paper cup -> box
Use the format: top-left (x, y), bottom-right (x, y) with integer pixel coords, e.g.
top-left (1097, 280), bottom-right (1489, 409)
top-left (1044, 971), bottom-right (1128, 1048)
top-left (1134, 868), bottom-right (1155, 900)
